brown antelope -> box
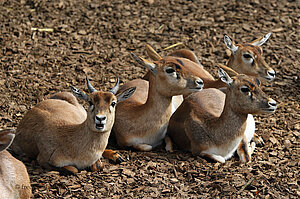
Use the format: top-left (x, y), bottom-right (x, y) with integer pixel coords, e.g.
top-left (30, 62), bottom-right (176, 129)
top-left (145, 32), bottom-right (275, 83)
top-left (0, 129), bottom-right (32, 199)
top-left (146, 33), bottom-right (275, 145)
top-left (112, 53), bottom-right (204, 151)
top-left (166, 69), bottom-right (277, 163)
top-left (10, 77), bottom-right (136, 173)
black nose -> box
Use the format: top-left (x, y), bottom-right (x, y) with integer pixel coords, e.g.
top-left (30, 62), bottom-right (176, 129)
top-left (268, 99), bottom-right (277, 107)
top-left (195, 79), bottom-right (204, 86)
top-left (95, 115), bottom-right (106, 122)
top-left (267, 70), bottom-right (275, 77)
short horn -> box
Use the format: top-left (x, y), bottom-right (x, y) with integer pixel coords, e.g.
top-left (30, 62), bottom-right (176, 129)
top-left (86, 76), bottom-right (97, 93)
top-left (110, 77), bottom-right (119, 94)
top-left (217, 63), bottom-right (239, 76)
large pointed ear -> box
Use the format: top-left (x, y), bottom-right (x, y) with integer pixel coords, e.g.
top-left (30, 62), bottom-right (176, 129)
top-left (218, 68), bottom-right (233, 87)
top-left (224, 35), bottom-right (239, 54)
top-left (117, 87), bottom-right (136, 103)
top-left (131, 53), bottom-right (157, 75)
top-left (70, 86), bottom-right (89, 101)
top-left (0, 129), bottom-right (15, 151)
top-left (218, 63), bottom-right (239, 77)
top-left (250, 32), bottom-right (271, 46)
top-left (145, 44), bottom-right (162, 61)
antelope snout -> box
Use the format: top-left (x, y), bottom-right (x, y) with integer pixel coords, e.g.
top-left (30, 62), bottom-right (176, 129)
top-left (266, 69), bottom-right (276, 80)
top-left (263, 98), bottom-right (277, 113)
top-left (194, 78), bottom-right (204, 90)
top-left (95, 115), bottom-right (107, 130)
top-left (268, 98), bottom-right (277, 108)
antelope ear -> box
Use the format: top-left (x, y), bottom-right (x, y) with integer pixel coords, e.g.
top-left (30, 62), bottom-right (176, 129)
top-left (224, 35), bottom-right (238, 54)
top-left (145, 44), bottom-right (162, 61)
top-left (0, 129), bottom-right (15, 151)
top-left (131, 53), bottom-right (157, 75)
top-left (117, 87), bottom-right (136, 103)
top-left (218, 68), bottom-right (233, 87)
top-left (250, 32), bottom-right (271, 46)
top-left (70, 86), bottom-right (89, 101)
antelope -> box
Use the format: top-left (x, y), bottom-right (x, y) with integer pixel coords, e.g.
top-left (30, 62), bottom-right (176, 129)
top-left (166, 69), bottom-right (277, 163)
top-left (144, 32), bottom-right (275, 85)
top-left (10, 77), bottom-right (136, 173)
top-left (146, 33), bottom-right (275, 145)
top-left (0, 129), bottom-right (32, 199)
top-left (112, 53), bottom-right (204, 151)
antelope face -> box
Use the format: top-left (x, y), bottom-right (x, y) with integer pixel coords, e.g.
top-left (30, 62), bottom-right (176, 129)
top-left (155, 58), bottom-right (204, 97)
top-left (71, 76), bottom-right (136, 133)
top-left (88, 92), bottom-right (117, 132)
top-left (229, 75), bottom-right (277, 114)
top-left (235, 45), bottom-right (275, 81)
top-left (224, 33), bottom-right (276, 81)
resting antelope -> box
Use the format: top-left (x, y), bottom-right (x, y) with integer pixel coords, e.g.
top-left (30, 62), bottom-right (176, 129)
top-left (145, 32), bottom-right (275, 82)
top-left (10, 77), bottom-right (136, 173)
top-left (113, 53), bottom-right (204, 151)
top-left (146, 33), bottom-right (275, 145)
top-left (166, 69), bottom-right (277, 163)
top-left (0, 129), bottom-right (32, 199)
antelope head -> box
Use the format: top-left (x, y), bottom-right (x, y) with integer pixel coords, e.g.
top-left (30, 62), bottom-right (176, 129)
top-left (131, 53), bottom-right (204, 97)
top-left (71, 76), bottom-right (136, 132)
top-left (218, 68), bottom-right (277, 115)
top-left (224, 33), bottom-right (276, 81)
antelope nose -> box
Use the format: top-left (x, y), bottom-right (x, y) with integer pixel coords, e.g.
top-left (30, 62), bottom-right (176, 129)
top-left (95, 115), bottom-right (107, 123)
top-left (195, 78), bottom-right (204, 87)
top-left (267, 69), bottom-right (276, 78)
top-left (268, 99), bottom-right (277, 108)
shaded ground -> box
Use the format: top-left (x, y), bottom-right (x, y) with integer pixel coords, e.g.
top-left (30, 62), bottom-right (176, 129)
top-left (0, 0), bottom-right (299, 198)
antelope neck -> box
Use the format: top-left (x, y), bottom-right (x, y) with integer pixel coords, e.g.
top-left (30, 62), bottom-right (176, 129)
top-left (144, 73), bottom-right (173, 114)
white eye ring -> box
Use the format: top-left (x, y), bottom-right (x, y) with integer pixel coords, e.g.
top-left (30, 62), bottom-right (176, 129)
top-left (165, 67), bottom-right (176, 74)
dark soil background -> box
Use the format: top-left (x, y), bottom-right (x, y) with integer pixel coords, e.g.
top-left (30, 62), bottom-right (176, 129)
top-left (0, 0), bottom-right (299, 198)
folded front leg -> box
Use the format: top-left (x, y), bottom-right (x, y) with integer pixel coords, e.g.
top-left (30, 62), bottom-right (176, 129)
top-left (90, 159), bottom-right (103, 172)
top-left (102, 149), bottom-right (126, 163)
top-left (237, 137), bottom-right (252, 163)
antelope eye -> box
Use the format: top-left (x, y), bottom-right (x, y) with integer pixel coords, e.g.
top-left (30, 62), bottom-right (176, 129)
top-left (165, 67), bottom-right (176, 74)
top-left (111, 101), bottom-right (116, 108)
top-left (243, 54), bottom-right (253, 59)
top-left (240, 86), bottom-right (250, 93)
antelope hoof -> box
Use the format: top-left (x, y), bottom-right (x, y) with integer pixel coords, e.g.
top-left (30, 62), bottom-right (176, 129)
top-left (103, 149), bottom-right (126, 163)
top-left (253, 133), bottom-right (265, 146)
top-left (90, 160), bottom-right (103, 172)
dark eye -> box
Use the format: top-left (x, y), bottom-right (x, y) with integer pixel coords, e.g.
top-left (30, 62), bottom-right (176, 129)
top-left (240, 86), bottom-right (250, 93)
top-left (243, 54), bottom-right (252, 59)
top-left (111, 101), bottom-right (116, 108)
top-left (165, 68), bottom-right (176, 74)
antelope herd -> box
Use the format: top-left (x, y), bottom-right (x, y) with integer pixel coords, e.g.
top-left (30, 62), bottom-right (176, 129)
top-left (1, 33), bottom-right (277, 198)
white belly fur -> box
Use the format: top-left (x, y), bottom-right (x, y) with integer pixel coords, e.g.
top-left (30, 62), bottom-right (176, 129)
top-left (127, 123), bottom-right (168, 148)
top-left (202, 114), bottom-right (255, 160)
top-left (244, 114), bottom-right (255, 143)
top-left (171, 95), bottom-right (184, 115)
